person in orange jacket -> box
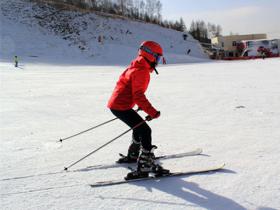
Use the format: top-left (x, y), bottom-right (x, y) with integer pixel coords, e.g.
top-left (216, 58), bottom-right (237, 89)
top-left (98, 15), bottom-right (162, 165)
top-left (107, 41), bottom-right (163, 178)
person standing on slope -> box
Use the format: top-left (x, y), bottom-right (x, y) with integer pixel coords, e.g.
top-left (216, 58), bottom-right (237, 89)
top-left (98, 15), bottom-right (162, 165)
top-left (107, 41), bottom-right (163, 179)
top-left (14, 56), bottom-right (19, 67)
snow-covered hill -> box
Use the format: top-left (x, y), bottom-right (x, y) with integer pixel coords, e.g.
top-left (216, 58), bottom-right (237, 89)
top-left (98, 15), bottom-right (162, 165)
top-left (0, 0), bottom-right (208, 65)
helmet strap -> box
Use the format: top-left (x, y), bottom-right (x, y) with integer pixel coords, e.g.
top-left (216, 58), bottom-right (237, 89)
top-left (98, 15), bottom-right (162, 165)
top-left (143, 57), bottom-right (159, 75)
top-left (154, 68), bottom-right (159, 75)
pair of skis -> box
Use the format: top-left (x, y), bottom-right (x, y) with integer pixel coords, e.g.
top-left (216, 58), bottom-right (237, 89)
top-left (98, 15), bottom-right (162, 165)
top-left (80, 148), bottom-right (202, 171)
top-left (89, 148), bottom-right (225, 188)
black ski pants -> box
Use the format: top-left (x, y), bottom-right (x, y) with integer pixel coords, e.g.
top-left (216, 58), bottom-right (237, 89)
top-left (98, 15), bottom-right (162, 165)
top-left (110, 109), bottom-right (152, 151)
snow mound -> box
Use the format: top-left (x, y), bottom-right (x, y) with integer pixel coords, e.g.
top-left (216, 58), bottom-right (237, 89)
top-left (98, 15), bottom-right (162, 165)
top-left (0, 0), bottom-right (208, 65)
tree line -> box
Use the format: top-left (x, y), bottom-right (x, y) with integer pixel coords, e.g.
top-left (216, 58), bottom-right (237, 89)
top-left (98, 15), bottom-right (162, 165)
top-left (37, 0), bottom-right (187, 32)
top-left (34, 0), bottom-right (223, 40)
top-left (189, 20), bottom-right (222, 43)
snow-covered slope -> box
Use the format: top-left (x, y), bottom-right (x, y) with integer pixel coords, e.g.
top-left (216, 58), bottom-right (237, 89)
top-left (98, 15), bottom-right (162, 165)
top-left (0, 0), bottom-right (208, 65)
top-left (0, 11), bottom-right (85, 65)
top-left (1, 57), bottom-right (280, 209)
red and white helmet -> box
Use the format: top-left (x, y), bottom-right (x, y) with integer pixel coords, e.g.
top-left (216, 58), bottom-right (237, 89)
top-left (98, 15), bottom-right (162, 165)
top-left (138, 41), bottom-right (163, 64)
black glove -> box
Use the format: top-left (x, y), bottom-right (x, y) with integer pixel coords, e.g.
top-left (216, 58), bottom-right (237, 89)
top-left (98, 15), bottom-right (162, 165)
top-left (145, 111), bottom-right (160, 121)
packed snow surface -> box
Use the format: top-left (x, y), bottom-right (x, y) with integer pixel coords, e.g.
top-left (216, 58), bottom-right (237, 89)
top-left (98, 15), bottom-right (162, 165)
top-left (1, 58), bottom-right (280, 210)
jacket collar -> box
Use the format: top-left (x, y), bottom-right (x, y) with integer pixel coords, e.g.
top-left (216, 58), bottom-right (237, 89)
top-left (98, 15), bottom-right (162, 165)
top-left (133, 56), bottom-right (154, 73)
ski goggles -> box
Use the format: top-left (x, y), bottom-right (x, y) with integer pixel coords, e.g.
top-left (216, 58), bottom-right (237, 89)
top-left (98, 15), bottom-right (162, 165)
top-left (155, 54), bottom-right (161, 64)
top-left (140, 45), bottom-right (162, 63)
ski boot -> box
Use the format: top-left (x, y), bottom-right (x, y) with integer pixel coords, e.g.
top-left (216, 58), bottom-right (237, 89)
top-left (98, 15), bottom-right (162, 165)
top-left (125, 163), bottom-right (170, 180)
top-left (152, 164), bottom-right (170, 177)
top-left (125, 146), bottom-right (158, 180)
top-left (117, 139), bottom-right (141, 163)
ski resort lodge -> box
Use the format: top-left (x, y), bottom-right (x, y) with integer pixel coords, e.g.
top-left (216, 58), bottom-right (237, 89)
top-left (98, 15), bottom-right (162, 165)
top-left (211, 34), bottom-right (280, 59)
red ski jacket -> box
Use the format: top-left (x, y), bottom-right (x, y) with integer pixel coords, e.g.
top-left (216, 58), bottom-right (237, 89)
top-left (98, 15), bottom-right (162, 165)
top-left (107, 56), bottom-right (158, 117)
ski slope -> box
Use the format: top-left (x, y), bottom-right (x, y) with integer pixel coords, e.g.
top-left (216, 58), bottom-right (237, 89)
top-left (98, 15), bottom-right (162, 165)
top-left (0, 0), bottom-right (207, 65)
top-left (1, 58), bottom-right (280, 210)
top-left (1, 0), bottom-right (280, 209)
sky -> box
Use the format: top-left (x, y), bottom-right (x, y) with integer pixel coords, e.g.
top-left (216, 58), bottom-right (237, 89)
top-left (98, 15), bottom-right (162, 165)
top-left (160, 0), bottom-right (280, 38)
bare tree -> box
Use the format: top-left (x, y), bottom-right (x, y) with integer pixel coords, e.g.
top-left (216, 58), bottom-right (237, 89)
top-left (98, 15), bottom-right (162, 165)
top-left (155, 0), bottom-right (162, 22)
top-left (117, 0), bottom-right (126, 15)
top-left (208, 23), bottom-right (222, 38)
top-left (139, 0), bottom-right (145, 18)
top-left (145, 0), bottom-right (155, 19)
top-left (133, 0), bottom-right (141, 18)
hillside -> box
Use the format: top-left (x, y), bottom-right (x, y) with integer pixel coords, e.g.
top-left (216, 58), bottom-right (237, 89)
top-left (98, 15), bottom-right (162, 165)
top-left (0, 0), bottom-right (208, 65)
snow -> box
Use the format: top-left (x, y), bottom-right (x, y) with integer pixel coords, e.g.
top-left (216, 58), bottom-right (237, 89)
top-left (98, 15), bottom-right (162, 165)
top-left (1, 1), bottom-right (280, 210)
top-left (0, 0), bottom-right (207, 65)
top-left (1, 57), bottom-right (280, 209)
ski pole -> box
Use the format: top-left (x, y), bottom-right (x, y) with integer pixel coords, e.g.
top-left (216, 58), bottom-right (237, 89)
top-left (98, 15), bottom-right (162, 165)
top-left (59, 117), bottom-right (118, 143)
top-left (59, 108), bottom-right (141, 143)
top-left (64, 119), bottom-right (147, 171)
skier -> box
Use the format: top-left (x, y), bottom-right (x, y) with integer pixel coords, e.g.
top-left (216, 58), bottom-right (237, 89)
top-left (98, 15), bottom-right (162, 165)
top-left (261, 51), bottom-right (266, 59)
top-left (162, 56), bottom-right (167, 64)
top-left (107, 41), bottom-right (165, 179)
top-left (14, 56), bottom-right (19, 67)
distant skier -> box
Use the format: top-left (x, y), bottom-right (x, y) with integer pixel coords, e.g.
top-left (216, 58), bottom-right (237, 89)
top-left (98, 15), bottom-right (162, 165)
top-left (107, 41), bottom-right (163, 179)
top-left (162, 56), bottom-right (167, 64)
top-left (187, 49), bottom-right (191, 55)
top-left (261, 51), bottom-right (266, 59)
top-left (14, 56), bottom-right (19, 67)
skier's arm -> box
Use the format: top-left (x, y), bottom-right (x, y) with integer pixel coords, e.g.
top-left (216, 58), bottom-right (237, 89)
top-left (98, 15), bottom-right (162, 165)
top-left (131, 71), bottom-right (158, 117)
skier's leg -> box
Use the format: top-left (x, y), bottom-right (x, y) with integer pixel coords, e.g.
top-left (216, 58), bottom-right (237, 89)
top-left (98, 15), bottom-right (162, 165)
top-left (110, 109), bottom-right (152, 161)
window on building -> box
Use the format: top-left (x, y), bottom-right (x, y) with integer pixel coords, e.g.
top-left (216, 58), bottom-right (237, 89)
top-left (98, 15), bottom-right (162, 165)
top-left (222, 42), bottom-right (224, 47)
top-left (248, 41), bottom-right (253, 47)
top-left (262, 40), bottom-right (269, 45)
top-left (232, 41), bottom-right (237, 46)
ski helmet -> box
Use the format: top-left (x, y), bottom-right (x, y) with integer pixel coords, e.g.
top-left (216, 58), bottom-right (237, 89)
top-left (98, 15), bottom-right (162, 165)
top-left (138, 41), bottom-right (163, 64)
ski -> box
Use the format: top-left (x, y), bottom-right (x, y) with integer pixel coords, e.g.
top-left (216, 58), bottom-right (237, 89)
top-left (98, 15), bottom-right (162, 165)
top-left (77, 148), bottom-right (202, 172)
top-left (90, 163), bottom-right (225, 188)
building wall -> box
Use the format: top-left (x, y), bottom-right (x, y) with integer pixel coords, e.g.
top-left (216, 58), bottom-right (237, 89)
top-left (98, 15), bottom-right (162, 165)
top-left (211, 34), bottom-right (267, 57)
